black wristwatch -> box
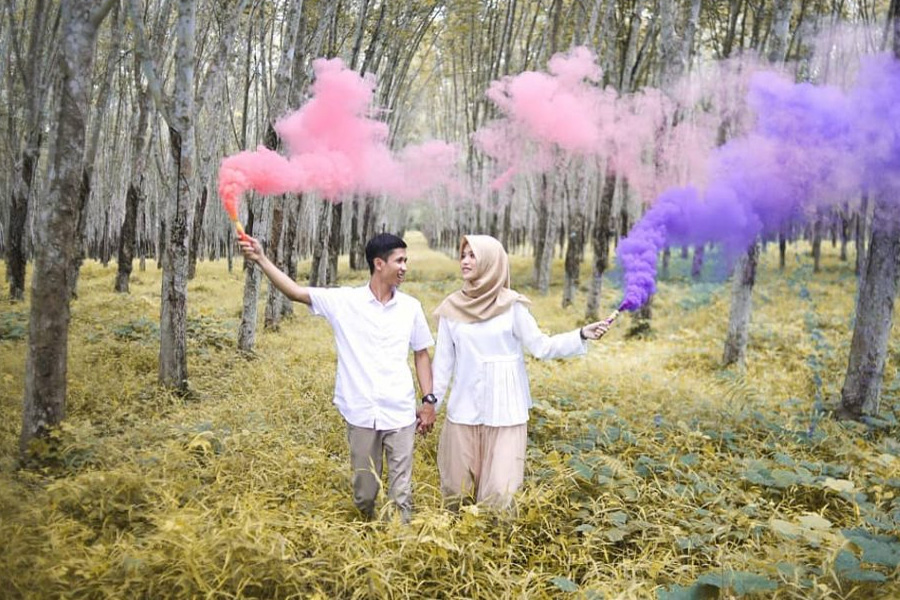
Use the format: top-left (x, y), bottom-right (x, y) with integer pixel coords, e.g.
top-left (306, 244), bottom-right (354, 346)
top-left (421, 393), bottom-right (438, 405)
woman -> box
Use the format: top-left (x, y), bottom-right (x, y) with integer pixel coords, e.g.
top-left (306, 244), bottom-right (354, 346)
top-left (431, 234), bottom-right (612, 509)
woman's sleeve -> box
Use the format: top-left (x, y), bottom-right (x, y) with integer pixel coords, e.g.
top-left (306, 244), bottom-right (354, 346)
top-left (431, 317), bottom-right (456, 410)
top-left (512, 303), bottom-right (587, 360)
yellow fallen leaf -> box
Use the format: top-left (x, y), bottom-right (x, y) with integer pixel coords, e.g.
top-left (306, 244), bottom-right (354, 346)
top-left (797, 513), bottom-right (832, 530)
top-left (822, 478), bottom-right (855, 493)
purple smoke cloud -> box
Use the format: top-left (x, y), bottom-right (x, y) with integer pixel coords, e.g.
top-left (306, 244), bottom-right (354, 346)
top-left (616, 53), bottom-right (900, 311)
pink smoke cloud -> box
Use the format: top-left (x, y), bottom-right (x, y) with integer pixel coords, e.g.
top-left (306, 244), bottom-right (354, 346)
top-left (218, 57), bottom-right (459, 220)
top-left (475, 46), bottom-right (725, 202)
top-left (476, 46), bottom-right (612, 188)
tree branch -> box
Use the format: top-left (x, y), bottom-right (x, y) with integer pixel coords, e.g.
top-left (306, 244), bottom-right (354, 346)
top-left (124, 0), bottom-right (171, 124)
top-left (90, 0), bottom-right (118, 29)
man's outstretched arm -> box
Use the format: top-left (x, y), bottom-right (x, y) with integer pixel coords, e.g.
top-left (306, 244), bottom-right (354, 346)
top-left (238, 235), bottom-right (312, 305)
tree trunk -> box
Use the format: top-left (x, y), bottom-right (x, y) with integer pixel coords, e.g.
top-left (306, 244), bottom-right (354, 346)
top-left (838, 196), bottom-right (900, 419)
top-left (115, 179), bottom-right (140, 293)
top-left (840, 0), bottom-right (900, 423)
top-left (839, 212), bottom-right (849, 261)
top-left (562, 173), bottom-right (586, 308)
top-left (20, 0), bottom-right (114, 456)
top-left (586, 165), bottom-right (615, 320)
top-left (100, 208), bottom-right (111, 266)
top-left (226, 228), bottom-right (234, 274)
top-left (327, 201), bottom-right (343, 285)
top-left (533, 174), bottom-right (557, 294)
top-left (811, 216), bottom-right (823, 273)
top-left (67, 2), bottom-right (120, 298)
top-left (619, 0), bottom-right (648, 91)
top-left (281, 194), bottom-right (303, 317)
top-left (6, 0), bottom-right (56, 301)
top-left (264, 196), bottom-right (286, 329)
top-left (116, 49), bottom-right (152, 292)
top-left (691, 245), bottom-right (705, 280)
top-left (856, 193), bottom-right (869, 277)
top-left (779, 232), bottom-right (787, 270)
top-left (349, 198), bottom-right (363, 270)
top-left (767, 0), bottom-right (793, 63)
top-left (361, 198), bottom-right (375, 256)
top-left (238, 260), bottom-right (263, 353)
top-left (187, 186), bottom-right (207, 279)
top-left (722, 243), bottom-right (759, 367)
top-left (139, 207), bottom-right (148, 271)
top-left (501, 202), bottom-right (512, 250)
top-left (310, 199), bottom-right (332, 286)
top-left (721, 0), bottom-right (744, 58)
top-left (8, 151), bottom-right (35, 301)
top-left (238, 200), bottom-right (269, 352)
top-left (661, 247), bottom-right (671, 280)
top-left (619, 179), bottom-right (631, 239)
top-left (158, 0), bottom-right (197, 393)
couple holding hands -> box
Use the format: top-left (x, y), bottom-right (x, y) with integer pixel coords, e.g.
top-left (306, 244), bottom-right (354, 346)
top-left (239, 232), bottom-right (613, 521)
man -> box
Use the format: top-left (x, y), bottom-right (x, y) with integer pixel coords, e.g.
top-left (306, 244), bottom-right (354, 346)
top-left (238, 232), bottom-right (437, 521)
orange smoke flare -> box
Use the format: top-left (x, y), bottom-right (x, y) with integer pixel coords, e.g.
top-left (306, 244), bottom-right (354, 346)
top-left (220, 187), bottom-right (248, 241)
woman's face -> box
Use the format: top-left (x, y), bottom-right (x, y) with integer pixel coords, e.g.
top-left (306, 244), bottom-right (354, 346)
top-left (460, 243), bottom-right (476, 281)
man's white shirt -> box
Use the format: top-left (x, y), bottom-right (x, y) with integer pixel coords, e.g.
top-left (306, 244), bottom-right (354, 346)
top-left (309, 285), bottom-right (434, 430)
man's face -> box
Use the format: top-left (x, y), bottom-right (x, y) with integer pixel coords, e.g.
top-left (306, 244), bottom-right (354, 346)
top-left (375, 248), bottom-right (408, 287)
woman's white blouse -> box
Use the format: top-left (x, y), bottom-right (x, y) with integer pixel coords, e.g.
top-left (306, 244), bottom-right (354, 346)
top-left (432, 303), bottom-right (586, 426)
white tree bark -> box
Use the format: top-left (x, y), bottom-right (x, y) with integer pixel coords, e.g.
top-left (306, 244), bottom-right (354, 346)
top-left (533, 173), bottom-right (559, 294)
top-left (5, 0), bottom-right (58, 301)
top-left (585, 163), bottom-right (616, 320)
top-left (839, 0), bottom-right (900, 420)
top-left (722, 243), bottom-right (759, 367)
top-left (720, 0), bottom-right (795, 366)
top-left (839, 196), bottom-right (900, 418)
top-left (20, 0), bottom-right (115, 456)
top-left (563, 165), bottom-right (589, 308)
top-left (768, 0), bottom-right (793, 64)
top-left (158, 0), bottom-right (197, 392)
top-left (238, 197), bottom-right (270, 352)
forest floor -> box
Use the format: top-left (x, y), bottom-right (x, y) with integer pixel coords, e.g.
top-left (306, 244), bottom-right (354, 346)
top-left (0, 232), bottom-right (898, 599)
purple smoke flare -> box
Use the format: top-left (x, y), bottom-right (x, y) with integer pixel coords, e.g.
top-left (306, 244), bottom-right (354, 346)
top-left (616, 53), bottom-right (900, 311)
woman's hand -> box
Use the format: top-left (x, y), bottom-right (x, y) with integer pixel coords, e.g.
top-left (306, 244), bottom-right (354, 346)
top-left (238, 235), bottom-right (264, 262)
top-left (580, 320), bottom-right (611, 341)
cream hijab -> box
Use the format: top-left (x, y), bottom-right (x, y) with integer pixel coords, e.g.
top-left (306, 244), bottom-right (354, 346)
top-left (434, 235), bottom-right (531, 324)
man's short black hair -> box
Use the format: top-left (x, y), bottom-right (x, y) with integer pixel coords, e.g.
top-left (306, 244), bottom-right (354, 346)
top-left (365, 233), bottom-right (407, 274)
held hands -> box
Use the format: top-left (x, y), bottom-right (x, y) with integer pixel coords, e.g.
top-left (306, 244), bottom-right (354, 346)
top-left (238, 235), bottom-right (264, 262)
top-left (416, 403), bottom-right (436, 435)
top-left (580, 320), bottom-right (611, 341)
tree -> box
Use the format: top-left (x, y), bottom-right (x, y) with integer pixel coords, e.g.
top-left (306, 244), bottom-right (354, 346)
top-left (68, 2), bottom-right (123, 299)
top-left (838, 197), bottom-right (900, 418)
top-left (531, 0), bottom-right (564, 295)
top-left (722, 243), bottom-right (759, 366)
top-left (116, 0), bottom-right (175, 293)
top-left (722, 0), bottom-right (795, 367)
top-left (837, 4), bottom-right (900, 420)
top-left (562, 167), bottom-right (587, 308)
top-left (585, 163), bottom-right (616, 320)
top-left (4, 0), bottom-right (59, 301)
top-left (242, 0), bottom-right (304, 339)
top-left (188, 0), bottom-right (252, 281)
top-left (19, 0), bottom-right (116, 456)
top-left (158, 0), bottom-right (198, 392)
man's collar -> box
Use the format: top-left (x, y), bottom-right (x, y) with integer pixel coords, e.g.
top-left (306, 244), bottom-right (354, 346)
top-left (364, 281), bottom-right (397, 306)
